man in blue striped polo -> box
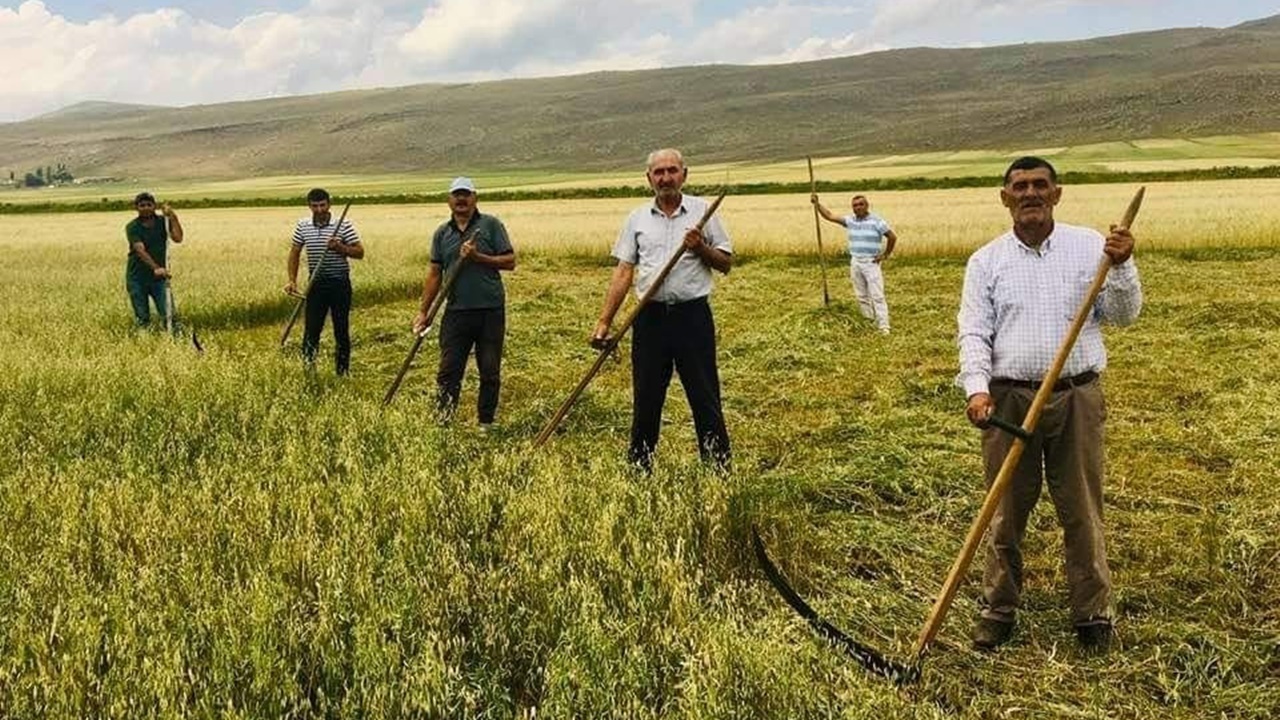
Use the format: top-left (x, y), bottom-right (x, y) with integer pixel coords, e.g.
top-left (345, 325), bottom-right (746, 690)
top-left (285, 188), bottom-right (364, 374)
top-left (811, 193), bottom-right (898, 334)
top-left (958, 156), bottom-right (1141, 653)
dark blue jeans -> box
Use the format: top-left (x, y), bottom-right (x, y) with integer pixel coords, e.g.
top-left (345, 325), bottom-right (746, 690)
top-left (302, 280), bottom-right (352, 374)
top-left (126, 273), bottom-right (169, 328)
top-left (436, 307), bottom-right (505, 423)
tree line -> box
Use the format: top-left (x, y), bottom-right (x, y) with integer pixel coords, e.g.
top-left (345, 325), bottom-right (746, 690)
top-left (2, 163), bottom-right (1278, 213)
top-left (5, 163), bottom-right (75, 188)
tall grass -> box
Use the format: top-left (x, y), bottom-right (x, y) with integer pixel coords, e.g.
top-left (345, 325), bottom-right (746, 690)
top-left (0, 190), bottom-right (1277, 717)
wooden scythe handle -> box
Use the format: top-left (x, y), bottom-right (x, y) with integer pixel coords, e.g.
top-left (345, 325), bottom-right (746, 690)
top-left (913, 186), bottom-right (1146, 658)
top-left (382, 232), bottom-right (475, 407)
top-left (280, 202), bottom-right (352, 347)
top-left (807, 156), bottom-right (831, 307)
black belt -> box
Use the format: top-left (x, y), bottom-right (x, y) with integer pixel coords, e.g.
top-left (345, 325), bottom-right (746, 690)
top-left (647, 295), bottom-right (708, 309)
top-left (991, 370), bottom-right (1098, 392)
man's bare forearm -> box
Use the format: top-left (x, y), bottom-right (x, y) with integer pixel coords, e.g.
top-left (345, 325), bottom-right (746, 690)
top-left (287, 246), bottom-right (301, 283)
top-left (472, 251), bottom-right (515, 271)
top-left (132, 242), bottom-right (161, 271)
top-left (816, 203), bottom-right (844, 225)
top-left (419, 264), bottom-right (443, 312)
top-left (167, 215), bottom-right (184, 243)
top-left (693, 245), bottom-right (732, 274)
top-left (598, 264), bottom-right (633, 326)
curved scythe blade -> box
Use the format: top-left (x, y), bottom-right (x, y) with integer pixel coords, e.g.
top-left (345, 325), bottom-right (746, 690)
top-left (751, 526), bottom-right (920, 684)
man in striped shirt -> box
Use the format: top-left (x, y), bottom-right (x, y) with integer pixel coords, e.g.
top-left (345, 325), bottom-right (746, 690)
top-left (957, 156), bottom-right (1141, 653)
top-left (811, 193), bottom-right (898, 333)
top-left (285, 188), bottom-right (364, 375)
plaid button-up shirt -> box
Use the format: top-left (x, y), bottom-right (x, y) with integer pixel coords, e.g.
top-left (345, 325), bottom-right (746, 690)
top-left (956, 222), bottom-right (1142, 397)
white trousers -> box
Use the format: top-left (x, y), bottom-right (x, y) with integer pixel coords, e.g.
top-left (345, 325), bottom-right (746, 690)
top-left (850, 258), bottom-right (890, 331)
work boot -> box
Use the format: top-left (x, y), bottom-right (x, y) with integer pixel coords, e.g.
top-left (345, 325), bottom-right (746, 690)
top-left (1076, 619), bottom-right (1113, 654)
top-left (972, 617), bottom-right (1015, 651)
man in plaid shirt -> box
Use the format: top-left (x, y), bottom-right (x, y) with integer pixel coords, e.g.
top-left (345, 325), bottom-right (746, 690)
top-left (957, 156), bottom-right (1142, 653)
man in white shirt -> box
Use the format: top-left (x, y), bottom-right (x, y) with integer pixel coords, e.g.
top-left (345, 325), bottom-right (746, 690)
top-left (592, 148), bottom-right (733, 473)
top-left (957, 156), bottom-right (1141, 652)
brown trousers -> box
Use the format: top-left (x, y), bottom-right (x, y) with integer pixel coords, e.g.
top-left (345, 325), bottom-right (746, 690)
top-left (980, 377), bottom-right (1112, 626)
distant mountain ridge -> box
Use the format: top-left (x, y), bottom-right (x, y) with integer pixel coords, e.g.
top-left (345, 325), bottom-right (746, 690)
top-left (3, 15), bottom-right (1280, 180)
top-left (32, 101), bottom-right (166, 121)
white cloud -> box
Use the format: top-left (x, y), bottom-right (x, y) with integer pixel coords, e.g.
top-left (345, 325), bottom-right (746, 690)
top-left (867, 0), bottom-right (1125, 37)
top-left (0, 0), bottom-right (708, 120)
top-left (395, 0), bottom-right (685, 73)
top-left (679, 3), bottom-right (878, 65)
top-left (0, 0), bottom-right (1174, 121)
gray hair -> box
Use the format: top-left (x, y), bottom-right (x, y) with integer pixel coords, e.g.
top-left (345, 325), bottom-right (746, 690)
top-left (646, 148), bottom-right (685, 170)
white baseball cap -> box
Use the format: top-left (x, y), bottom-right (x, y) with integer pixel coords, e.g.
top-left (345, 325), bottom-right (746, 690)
top-left (448, 176), bottom-right (476, 194)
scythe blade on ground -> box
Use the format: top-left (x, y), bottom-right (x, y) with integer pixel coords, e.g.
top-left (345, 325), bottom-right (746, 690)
top-left (752, 527), bottom-right (920, 684)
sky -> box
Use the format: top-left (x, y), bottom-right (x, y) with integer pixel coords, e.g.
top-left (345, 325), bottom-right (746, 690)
top-left (4, 0), bottom-right (1279, 122)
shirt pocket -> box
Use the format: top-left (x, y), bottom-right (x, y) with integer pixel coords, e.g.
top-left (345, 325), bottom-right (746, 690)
top-left (990, 273), bottom-right (1023, 320)
top-left (635, 230), bottom-right (667, 269)
top-left (1062, 267), bottom-right (1096, 319)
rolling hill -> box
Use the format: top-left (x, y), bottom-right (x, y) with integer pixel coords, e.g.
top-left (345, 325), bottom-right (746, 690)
top-left (3, 15), bottom-right (1280, 181)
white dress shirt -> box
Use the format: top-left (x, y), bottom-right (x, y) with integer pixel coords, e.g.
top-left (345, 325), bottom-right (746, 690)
top-left (957, 222), bottom-right (1142, 397)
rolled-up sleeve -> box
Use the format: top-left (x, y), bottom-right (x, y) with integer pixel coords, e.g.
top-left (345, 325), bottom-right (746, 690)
top-left (957, 253), bottom-right (996, 397)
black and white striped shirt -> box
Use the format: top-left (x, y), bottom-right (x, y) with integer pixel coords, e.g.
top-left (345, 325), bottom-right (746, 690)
top-left (292, 216), bottom-right (360, 283)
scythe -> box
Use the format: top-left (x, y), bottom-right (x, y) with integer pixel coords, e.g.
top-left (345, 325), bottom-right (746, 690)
top-left (754, 187), bottom-right (1145, 682)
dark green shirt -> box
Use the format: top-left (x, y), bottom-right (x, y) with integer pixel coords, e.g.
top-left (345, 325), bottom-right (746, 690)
top-left (430, 212), bottom-right (513, 310)
top-left (125, 216), bottom-right (168, 282)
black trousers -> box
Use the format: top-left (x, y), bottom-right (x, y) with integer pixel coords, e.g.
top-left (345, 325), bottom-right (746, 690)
top-left (302, 280), bottom-right (352, 374)
top-left (436, 307), bottom-right (505, 423)
top-left (629, 296), bottom-right (730, 470)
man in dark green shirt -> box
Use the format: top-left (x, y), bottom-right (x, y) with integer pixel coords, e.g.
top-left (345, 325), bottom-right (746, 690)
top-left (413, 177), bottom-right (516, 428)
top-left (125, 192), bottom-right (184, 328)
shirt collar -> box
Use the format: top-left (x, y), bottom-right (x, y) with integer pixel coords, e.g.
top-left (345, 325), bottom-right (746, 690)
top-left (650, 197), bottom-right (688, 218)
top-left (1009, 225), bottom-right (1056, 255)
top-left (450, 210), bottom-right (483, 234)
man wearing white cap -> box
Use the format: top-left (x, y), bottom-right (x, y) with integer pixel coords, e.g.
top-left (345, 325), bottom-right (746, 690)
top-left (414, 177), bottom-right (516, 428)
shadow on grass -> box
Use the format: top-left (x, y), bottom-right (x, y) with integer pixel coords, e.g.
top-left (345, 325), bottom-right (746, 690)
top-left (181, 280), bottom-right (422, 331)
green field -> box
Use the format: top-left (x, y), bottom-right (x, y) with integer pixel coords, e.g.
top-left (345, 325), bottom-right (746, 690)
top-left (5, 132), bottom-right (1280, 208)
top-left (1, 185), bottom-right (1277, 717)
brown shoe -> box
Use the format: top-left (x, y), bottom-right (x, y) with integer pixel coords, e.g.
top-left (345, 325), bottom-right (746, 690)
top-left (972, 617), bottom-right (1014, 650)
top-left (1076, 620), bottom-right (1113, 653)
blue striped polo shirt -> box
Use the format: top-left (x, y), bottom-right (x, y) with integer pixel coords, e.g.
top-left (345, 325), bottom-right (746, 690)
top-left (292, 216), bottom-right (360, 283)
top-left (843, 214), bottom-right (891, 259)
